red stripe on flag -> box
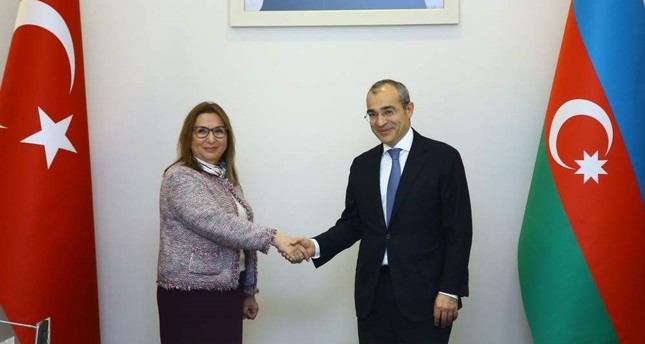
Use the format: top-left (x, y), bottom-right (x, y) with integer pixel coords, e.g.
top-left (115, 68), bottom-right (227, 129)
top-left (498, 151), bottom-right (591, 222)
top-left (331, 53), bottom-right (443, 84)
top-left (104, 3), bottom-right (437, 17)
top-left (545, 9), bottom-right (645, 343)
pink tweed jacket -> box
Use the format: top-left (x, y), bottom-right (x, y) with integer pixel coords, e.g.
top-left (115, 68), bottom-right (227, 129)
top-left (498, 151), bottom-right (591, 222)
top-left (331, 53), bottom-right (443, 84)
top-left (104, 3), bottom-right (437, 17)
top-left (156, 163), bottom-right (276, 295)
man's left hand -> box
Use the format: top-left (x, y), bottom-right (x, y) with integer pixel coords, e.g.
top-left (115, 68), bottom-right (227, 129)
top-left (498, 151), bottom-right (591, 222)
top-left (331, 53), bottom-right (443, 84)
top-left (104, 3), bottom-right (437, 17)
top-left (433, 293), bottom-right (458, 328)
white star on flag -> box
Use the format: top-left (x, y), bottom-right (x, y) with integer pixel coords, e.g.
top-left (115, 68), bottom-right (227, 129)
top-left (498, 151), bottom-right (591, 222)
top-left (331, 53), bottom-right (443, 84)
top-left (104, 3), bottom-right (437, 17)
top-left (575, 150), bottom-right (608, 184)
top-left (21, 107), bottom-right (77, 168)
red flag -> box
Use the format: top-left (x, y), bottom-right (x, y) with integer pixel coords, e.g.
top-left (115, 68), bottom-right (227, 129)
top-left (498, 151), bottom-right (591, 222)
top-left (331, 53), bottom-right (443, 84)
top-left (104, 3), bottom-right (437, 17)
top-left (0, 0), bottom-right (100, 343)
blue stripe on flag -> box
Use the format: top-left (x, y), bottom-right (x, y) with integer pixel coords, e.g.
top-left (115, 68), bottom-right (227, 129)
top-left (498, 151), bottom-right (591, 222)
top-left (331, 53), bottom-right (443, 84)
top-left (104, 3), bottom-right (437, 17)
top-left (573, 0), bottom-right (645, 201)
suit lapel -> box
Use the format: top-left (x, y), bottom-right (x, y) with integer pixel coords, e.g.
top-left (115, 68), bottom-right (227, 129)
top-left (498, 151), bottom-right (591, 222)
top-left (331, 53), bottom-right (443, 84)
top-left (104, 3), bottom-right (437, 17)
top-left (365, 145), bottom-right (387, 230)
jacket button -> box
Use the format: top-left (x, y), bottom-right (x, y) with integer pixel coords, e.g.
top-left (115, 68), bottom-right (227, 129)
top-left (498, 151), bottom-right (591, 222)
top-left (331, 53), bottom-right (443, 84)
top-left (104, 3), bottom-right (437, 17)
top-left (385, 234), bottom-right (391, 239)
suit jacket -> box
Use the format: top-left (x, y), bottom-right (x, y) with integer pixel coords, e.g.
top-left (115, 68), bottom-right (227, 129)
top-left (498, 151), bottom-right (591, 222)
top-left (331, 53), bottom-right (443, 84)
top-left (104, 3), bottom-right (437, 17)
top-left (313, 130), bottom-right (472, 321)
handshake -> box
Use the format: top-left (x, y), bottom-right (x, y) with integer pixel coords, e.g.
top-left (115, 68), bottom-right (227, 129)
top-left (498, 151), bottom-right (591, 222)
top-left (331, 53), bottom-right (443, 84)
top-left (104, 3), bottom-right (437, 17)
top-left (272, 232), bottom-right (315, 263)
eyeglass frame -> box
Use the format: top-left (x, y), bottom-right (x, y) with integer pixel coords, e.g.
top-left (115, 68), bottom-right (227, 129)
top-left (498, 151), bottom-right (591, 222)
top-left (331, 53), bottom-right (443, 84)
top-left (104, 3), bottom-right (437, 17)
top-left (193, 126), bottom-right (228, 139)
top-left (364, 102), bottom-right (409, 123)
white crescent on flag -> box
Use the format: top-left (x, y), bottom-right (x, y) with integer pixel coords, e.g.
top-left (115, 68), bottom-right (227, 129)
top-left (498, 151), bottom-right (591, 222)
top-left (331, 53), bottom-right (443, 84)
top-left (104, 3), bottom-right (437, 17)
top-left (548, 98), bottom-right (613, 169)
top-left (15, 0), bottom-right (75, 92)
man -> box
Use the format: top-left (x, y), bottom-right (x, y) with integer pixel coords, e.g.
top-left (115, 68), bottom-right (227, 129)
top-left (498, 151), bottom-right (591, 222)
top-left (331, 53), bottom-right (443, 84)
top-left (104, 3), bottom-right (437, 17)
top-left (294, 79), bottom-right (472, 344)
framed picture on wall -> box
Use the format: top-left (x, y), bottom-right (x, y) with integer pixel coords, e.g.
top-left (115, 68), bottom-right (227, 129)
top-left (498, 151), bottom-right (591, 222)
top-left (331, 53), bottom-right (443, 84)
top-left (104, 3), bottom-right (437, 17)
top-left (229, 0), bottom-right (459, 27)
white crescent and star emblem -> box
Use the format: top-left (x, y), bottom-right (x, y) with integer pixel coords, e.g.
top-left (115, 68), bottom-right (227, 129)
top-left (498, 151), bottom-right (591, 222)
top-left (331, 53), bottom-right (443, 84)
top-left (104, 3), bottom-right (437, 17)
top-left (548, 99), bottom-right (612, 184)
top-left (1, 0), bottom-right (78, 169)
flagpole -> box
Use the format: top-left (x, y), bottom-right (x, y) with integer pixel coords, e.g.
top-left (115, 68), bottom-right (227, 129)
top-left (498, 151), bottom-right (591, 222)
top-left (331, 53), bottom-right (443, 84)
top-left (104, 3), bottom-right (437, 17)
top-left (0, 320), bottom-right (37, 329)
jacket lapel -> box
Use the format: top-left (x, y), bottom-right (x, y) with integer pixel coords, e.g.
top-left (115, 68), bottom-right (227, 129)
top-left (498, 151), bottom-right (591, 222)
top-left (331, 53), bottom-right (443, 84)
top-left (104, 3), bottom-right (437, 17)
top-left (365, 145), bottom-right (387, 230)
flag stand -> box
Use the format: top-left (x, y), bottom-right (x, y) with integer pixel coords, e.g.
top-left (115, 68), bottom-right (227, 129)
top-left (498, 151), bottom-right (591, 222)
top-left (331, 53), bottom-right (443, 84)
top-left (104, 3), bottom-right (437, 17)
top-left (0, 318), bottom-right (50, 344)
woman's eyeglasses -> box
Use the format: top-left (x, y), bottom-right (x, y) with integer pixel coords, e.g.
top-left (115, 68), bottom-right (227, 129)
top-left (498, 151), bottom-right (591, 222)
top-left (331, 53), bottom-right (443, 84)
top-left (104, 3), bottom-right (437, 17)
top-left (193, 126), bottom-right (227, 139)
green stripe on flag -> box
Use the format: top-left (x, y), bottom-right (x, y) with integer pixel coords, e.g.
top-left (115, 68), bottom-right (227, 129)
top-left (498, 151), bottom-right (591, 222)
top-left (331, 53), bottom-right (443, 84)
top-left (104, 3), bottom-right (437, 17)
top-left (518, 133), bottom-right (618, 344)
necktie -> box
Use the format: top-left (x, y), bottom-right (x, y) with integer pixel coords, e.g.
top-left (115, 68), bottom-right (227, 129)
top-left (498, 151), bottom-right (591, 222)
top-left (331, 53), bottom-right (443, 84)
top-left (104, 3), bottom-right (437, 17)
top-left (386, 148), bottom-right (401, 226)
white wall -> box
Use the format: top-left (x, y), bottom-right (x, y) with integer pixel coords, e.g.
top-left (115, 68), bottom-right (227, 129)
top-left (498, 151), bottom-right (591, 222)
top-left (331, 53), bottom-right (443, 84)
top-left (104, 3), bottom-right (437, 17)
top-left (0, 1), bottom-right (570, 343)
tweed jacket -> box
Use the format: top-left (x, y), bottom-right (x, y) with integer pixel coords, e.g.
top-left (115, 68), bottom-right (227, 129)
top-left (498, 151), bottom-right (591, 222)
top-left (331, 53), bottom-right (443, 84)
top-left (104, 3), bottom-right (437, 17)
top-left (157, 163), bottom-right (276, 295)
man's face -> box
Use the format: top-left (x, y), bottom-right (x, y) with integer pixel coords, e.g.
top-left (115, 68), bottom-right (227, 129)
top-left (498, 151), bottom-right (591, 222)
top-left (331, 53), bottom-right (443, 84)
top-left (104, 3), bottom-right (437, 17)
top-left (366, 84), bottom-right (413, 147)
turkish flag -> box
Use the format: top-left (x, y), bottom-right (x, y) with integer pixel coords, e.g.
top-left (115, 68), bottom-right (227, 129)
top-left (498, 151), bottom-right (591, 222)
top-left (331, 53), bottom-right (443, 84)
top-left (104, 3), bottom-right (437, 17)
top-left (0, 0), bottom-right (100, 343)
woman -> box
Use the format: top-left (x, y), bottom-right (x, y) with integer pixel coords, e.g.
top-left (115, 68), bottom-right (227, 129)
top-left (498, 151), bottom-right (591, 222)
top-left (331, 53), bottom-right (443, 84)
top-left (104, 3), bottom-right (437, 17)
top-left (156, 101), bottom-right (298, 343)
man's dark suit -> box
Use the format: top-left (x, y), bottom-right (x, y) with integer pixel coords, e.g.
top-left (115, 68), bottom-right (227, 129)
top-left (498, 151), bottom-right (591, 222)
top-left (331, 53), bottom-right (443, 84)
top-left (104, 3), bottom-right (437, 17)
top-left (313, 129), bottom-right (472, 323)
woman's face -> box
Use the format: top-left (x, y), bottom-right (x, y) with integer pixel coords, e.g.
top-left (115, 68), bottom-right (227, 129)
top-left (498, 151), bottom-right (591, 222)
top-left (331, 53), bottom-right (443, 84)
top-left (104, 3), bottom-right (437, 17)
top-left (191, 112), bottom-right (227, 165)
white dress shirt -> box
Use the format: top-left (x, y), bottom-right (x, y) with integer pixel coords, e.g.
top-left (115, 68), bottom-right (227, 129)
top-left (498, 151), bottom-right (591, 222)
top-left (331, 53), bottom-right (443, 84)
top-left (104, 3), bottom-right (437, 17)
top-left (379, 128), bottom-right (413, 265)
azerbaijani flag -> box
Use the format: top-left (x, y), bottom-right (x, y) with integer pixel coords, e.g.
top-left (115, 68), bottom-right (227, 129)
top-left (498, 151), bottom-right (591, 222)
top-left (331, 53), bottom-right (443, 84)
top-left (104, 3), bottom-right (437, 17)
top-left (518, 1), bottom-right (645, 343)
